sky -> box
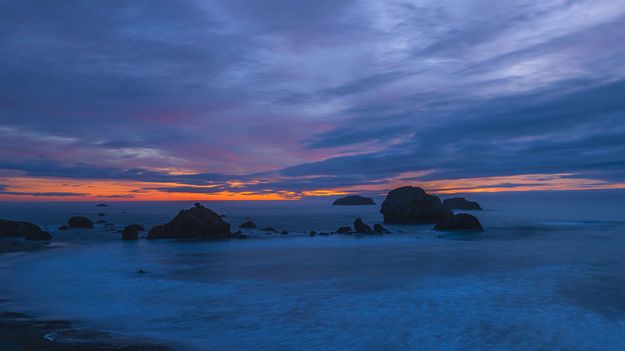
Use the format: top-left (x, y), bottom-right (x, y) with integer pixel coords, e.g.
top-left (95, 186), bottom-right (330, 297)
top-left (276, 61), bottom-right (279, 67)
top-left (1, 0), bottom-right (625, 201)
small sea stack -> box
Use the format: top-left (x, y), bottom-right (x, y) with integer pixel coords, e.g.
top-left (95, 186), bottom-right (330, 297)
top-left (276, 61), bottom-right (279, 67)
top-left (434, 214), bottom-right (484, 232)
top-left (380, 186), bottom-right (452, 224)
top-left (0, 219), bottom-right (52, 241)
top-left (442, 197), bottom-right (482, 210)
top-left (67, 216), bottom-right (94, 229)
top-left (333, 195), bottom-right (375, 206)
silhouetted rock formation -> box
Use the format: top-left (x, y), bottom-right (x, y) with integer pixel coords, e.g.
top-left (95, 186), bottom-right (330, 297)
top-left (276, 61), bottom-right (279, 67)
top-left (95, 203), bottom-right (108, 207)
top-left (0, 219), bottom-right (52, 241)
top-left (380, 186), bottom-right (452, 224)
top-left (147, 203), bottom-right (231, 239)
top-left (373, 224), bottom-right (385, 234)
top-left (354, 218), bottom-right (373, 234)
top-left (443, 197), bottom-right (482, 210)
top-left (333, 195), bottom-right (375, 206)
top-left (68, 216), bottom-right (94, 229)
top-left (239, 221), bottom-right (257, 229)
top-left (336, 226), bottom-right (353, 234)
top-left (122, 225), bottom-right (140, 240)
top-left (434, 214), bottom-right (484, 232)
top-left (125, 224), bottom-right (145, 232)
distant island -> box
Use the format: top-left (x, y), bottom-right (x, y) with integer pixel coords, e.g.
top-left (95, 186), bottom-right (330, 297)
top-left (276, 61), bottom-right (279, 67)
top-left (332, 195), bottom-right (375, 206)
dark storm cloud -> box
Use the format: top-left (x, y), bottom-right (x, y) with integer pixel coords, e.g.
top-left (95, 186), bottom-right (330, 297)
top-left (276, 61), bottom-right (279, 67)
top-left (1, 0), bottom-right (625, 195)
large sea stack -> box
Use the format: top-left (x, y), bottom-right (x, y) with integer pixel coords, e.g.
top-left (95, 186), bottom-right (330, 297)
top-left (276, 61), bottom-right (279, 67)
top-left (380, 186), bottom-right (452, 224)
top-left (147, 203), bottom-right (231, 239)
top-left (333, 195), bottom-right (375, 206)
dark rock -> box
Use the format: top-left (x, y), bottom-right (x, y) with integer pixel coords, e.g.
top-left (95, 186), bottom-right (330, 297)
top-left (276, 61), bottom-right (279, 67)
top-left (236, 234), bottom-right (248, 240)
top-left (354, 218), bottom-right (373, 234)
top-left (262, 227), bottom-right (277, 233)
top-left (318, 232), bottom-right (330, 236)
top-left (280, 230), bottom-right (288, 235)
top-left (239, 220), bottom-right (257, 229)
top-left (59, 225), bottom-right (69, 231)
top-left (373, 224), bottom-right (385, 234)
top-left (95, 220), bottom-right (107, 224)
top-left (443, 197), bottom-right (482, 210)
top-left (95, 203), bottom-right (108, 207)
top-left (332, 195), bottom-right (375, 206)
top-left (68, 216), bottom-right (94, 229)
top-left (122, 225), bottom-right (140, 240)
top-left (336, 226), bottom-right (353, 234)
top-left (309, 230), bottom-right (317, 237)
top-left (97, 213), bottom-right (106, 217)
top-left (0, 219), bottom-right (52, 241)
top-left (138, 269), bottom-right (147, 274)
top-left (434, 214), bottom-right (484, 232)
top-left (125, 224), bottom-right (145, 232)
top-left (147, 203), bottom-right (231, 239)
top-left (380, 186), bottom-right (453, 224)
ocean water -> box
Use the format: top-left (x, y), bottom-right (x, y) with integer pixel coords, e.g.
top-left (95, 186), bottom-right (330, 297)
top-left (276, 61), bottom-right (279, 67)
top-left (1, 190), bottom-right (625, 350)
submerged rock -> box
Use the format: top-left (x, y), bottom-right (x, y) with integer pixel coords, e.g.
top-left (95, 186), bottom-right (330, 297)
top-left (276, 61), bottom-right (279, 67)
top-left (95, 203), bottom-right (108, 207)
top-left (97, 213), bottom-right (106, 217)
top-left (336, 226), bottom-right (353, 234)
top-left (434, 214), bottom-right (484, 232)
top-left (239, 220), bottom-right (257, 229)
top-left (147, 203), bottom-right (231, 239)
top-left (380, 186), bottom-right (452, 224)
top-left (354, 218), bottom-right (373, 234)
top-left (95, 220), bottom-right (107, 224)
top-left (443, 197), bottom-right (482, 210)
top-left (262, 227), bottom-right (278, 233)
top-left (0, 219), bottom-right (52, 241)
top-left (280, 230), bottom-right (288, 235)
top-left (333, 195), bottom-right (375, 206)
top-left (67, 216), bottom-right (94, 229)
top-left (59, 225), bottom-right (69, 231)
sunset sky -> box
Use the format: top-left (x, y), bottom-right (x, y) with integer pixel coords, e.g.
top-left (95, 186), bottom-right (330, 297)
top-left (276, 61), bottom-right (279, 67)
top-left (1, 0), bottom-right (625, 200)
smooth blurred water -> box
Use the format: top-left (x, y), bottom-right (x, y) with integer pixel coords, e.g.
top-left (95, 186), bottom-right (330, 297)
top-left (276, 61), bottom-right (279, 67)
top-left (1, 190), bottom-right (625, 350)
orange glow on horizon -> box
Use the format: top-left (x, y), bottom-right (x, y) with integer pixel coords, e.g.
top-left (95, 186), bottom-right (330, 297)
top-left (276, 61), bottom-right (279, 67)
top-left (0, 172), bottom-right (624, 201)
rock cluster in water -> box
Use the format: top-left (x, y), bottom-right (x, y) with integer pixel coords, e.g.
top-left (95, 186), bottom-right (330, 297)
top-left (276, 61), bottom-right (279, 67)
top-left (0, 219), bottom-right (52, 241)
top-left (332, 195), bottom-right (375, 206)
top-left (147, 203), bottom-right (231, 239)
top-left (381, 186), bottom-right (484, 232)
top-left (122, 224), bottom-right (145, 240)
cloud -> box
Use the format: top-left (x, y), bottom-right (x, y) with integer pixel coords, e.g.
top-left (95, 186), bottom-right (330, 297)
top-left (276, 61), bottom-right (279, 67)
top-left (1, 0), bottom-right (625, 197)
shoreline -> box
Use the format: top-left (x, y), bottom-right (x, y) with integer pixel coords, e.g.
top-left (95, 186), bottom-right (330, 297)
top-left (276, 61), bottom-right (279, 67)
top-left (0, 239), bottom-right (175, 351)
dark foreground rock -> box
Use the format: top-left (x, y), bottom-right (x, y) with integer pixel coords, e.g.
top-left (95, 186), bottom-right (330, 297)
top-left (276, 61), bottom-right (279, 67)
top-left (239, 220), bottom-right (257, 229)
top-left (0, 311), bottom-right (173, 351)
top-left (333, 195), bottom-right (375, 206)
top-left (68, 216), bottom-right (94, 229)
top-left (443, 197), bottom-right (482, 210)
top-left (0, 219), bottom-right (52, 241)
top-left (434, 214), bottom-right (484, 232)
top-left (354, 218), bottom-right (373, 234)
top-left (380, 186), bottom-right (452, 224)
top-left (147, 203), bottom-right (231, 239)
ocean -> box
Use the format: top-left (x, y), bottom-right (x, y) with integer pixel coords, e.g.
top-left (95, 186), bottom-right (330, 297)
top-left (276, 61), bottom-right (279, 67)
top-left (1, 190), bottom-right (625, 350)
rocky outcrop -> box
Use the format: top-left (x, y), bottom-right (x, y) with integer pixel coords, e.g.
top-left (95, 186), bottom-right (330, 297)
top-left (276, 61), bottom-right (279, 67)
top-left (434, 214), bottom-right (484, 232)
top-left (380, 186), bottom-right (452, 224)
top-left (147, 203), bottom-right (231, 239)
top-left (121, 224), bottom-right (145, 240)
top-left (67, 216), bottom-right (94, 229)
top-left (122, 225), bottom-right (140, 240)
top-left (0, 219), bottom-right (52, 241)
top-left (354, 218), bottom-right (373, 234)
top-left (333, 195), bottom-right (375, 206)
top-left (336, 226), bottom-right (353, 234)
top-left (239, 221), bottom-right (257, 229)
top-left (442, 197), bottom-right (482, 210)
